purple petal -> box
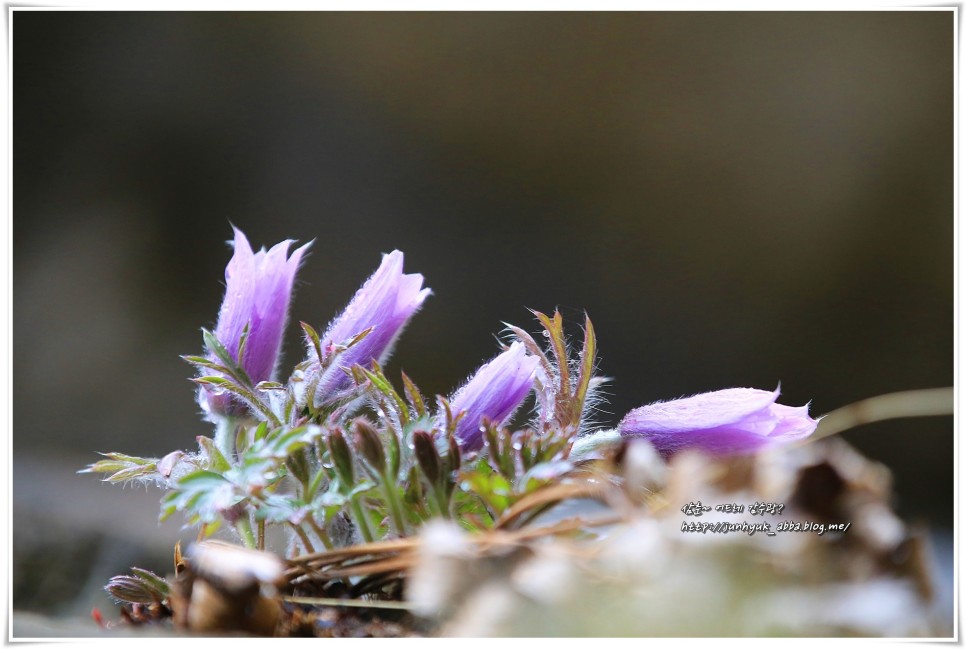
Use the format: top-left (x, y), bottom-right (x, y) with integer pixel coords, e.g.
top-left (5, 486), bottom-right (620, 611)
top-left (618, 386), bottom-right (817, 457)
top-left (201, 227), bottom-right (310, 418)
top-left (446, 342), bottom-right (539, 450)
top-left (309, 250), bottom-right (430, 406)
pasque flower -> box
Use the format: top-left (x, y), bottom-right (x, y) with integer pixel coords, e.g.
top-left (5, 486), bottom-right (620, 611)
top-left (618, 386), bottom-right (817, 458)
top-left (199, 227), bottom-right (310, 417)
top-left (307, 250), bottom-right (430, 408)
top-left (445, 341), bottom-right (540, 450)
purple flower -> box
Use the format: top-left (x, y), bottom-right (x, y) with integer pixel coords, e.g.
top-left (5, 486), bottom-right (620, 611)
top-left (618, 386), bottom-right (817, 458)
top-left (200, 227), bottom-right (310, 417)
top-left (445, 341), bottom-right (540, 450)
top-left (308, 250), bottom-right (430, 407)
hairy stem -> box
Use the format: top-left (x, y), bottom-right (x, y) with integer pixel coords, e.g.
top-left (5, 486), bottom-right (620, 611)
top-left (290, 523), bottom-right (317, 554)
top-left (349, 498), bottom-right (374, 543)
top-left (382, 481), bottom-right (408, 538)
top-left (235, 516), bottom-right (256, 549)
top-left (214, 417), bottom-right (237, 462)
top-left (307, 517), bottom-right (334, 551)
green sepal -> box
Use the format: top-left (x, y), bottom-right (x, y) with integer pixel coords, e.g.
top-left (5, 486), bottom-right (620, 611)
top-left (192, 376), bottom-right (280, 426)
top-left (361, 363), bottom-right (409, 427)
top-left (400, 370), bottom-right (426, 418)
top-left (300, 321), bottom-right (324, 363)
top-left (201, 328), bottom-right (253, 387)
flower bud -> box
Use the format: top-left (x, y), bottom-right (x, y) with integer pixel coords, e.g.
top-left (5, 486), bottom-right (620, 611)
top-left (326, 428), bottom-right (355, 488)
top-left (199, 227), bottom-right (310, 419)
top-left (444, 341), bottom-right (539, 450)
top-left (306, 250), bottom-right (430, 408)
top-left (618, 386), bottom-right (817, 458)
top-left (352, 418), bottom-right (387, 476)
top-left (412, 430), bottom-right (440, 484)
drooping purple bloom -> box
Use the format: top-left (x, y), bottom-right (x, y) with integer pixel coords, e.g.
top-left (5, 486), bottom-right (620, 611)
top-left (618, 386), bottom-right (817, 458)
top-left (200, 227), bottom-right (310, 417)
top-left (445, 341), bottom-right (539, 450)
top-left (308, 250), bottom-right (430, 407)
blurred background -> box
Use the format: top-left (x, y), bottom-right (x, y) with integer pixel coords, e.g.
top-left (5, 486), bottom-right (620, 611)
top-left (12, 10), bottom-right (953, 631)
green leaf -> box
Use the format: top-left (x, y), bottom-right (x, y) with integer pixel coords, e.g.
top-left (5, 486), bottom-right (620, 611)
top-left (519, 460), bottom-right (572, 493)
top-left (316, 488), bottom-right (347, 508)
top-left (101, 452), bottom-right (155, 466)
top-left (162, 469), bottom-right (242, 525)
top-left (461, 466), bottom-right (511, 515)
top-left (180, 355), bottom-right (233, 375)
top-left (177, 469), bottom-right (229, 488)
top-left (252, 493), bottom-right (303, 524)
top-left (196, 436), bottom-right (231, 473)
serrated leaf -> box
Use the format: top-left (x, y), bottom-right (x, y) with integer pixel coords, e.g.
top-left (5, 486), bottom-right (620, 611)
top-left (253, 493), bottom-right (303, 524)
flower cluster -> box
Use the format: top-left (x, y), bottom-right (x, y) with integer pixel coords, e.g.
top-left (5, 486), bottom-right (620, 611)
top-left (85, 227), bottom-right (818, 559)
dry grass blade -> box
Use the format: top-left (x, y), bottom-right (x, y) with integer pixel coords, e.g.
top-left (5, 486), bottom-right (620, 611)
top-left (285, 510), bottom-right (622, 592)
top-left (291, 555), bottom-right (413, 581)
top-left (281, 596), bottom-right (414, 610)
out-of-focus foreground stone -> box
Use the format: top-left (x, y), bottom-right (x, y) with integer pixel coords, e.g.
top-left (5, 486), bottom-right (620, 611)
top-left (408, 437), bottom-right (949, 637)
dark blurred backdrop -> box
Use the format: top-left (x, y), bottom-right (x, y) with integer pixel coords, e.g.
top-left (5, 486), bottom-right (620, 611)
top-left (13, 10), bottom-right (953, 618)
